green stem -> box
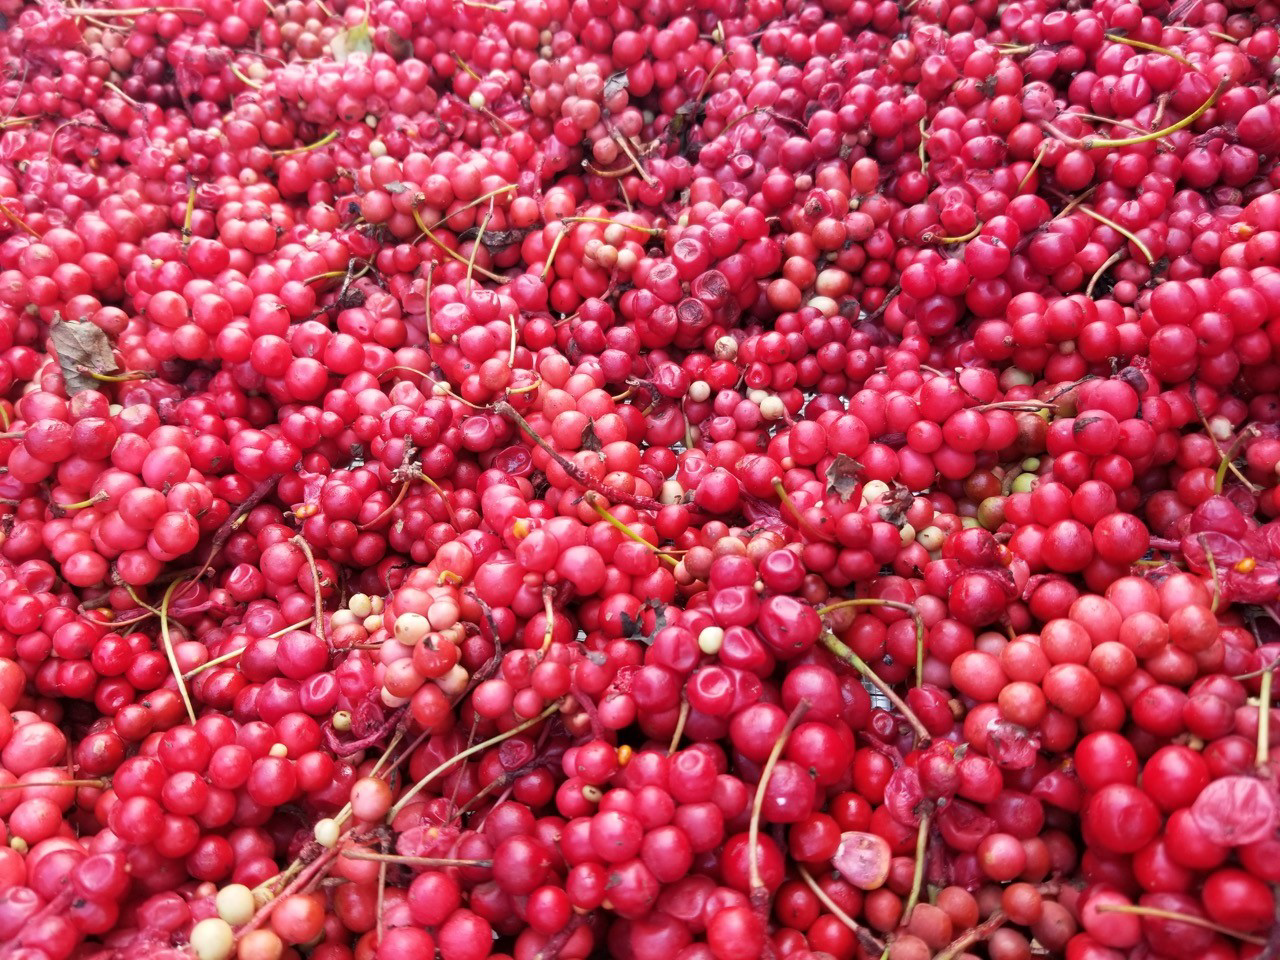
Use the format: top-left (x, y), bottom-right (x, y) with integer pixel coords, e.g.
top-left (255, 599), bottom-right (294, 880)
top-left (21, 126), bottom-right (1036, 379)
top-left (932, 223), bottom-right (982, 244)
top-left (1104, 32), bottom-right (1194, 65)
top-left (795, 865), bottom-right (885, 956)
top-left (1081, 78), bottom-right (1228, 149)
top-left (904, 814), bottom-right (930, 923)
top-left (1214, 425), bottom-right (1259, 494)
top-left (389, 700), bottom-right (562, 818)
top-left (411, 209), bottom-right (507, 283)
top-left (749, 701), bottom-right (810, 910)
top-left (159, 579), bottom-right (197, 725)
top-left (1094, 904), bottom-right (1265, 945)
top-left (817, 598), bottom-right (926, 688)
top-left (342, 851), bottom-right (492, 868)
top-left (820, 632), bottom-right (930, 742)
top-left (586, 496), bottom-right (678, 566)
top-left (936, 911), bottom-right (1007, 960)
top-left (272, 130), bottom-right (338, 156)
top-left (1017, 141), bottom-right (1049, 193)
top-left (53, 492), bottom-right (108, 511)
top-left (0, 778), bottom-right (106, 790)
top-left (1078, 206), bottom-right (1155, 266)
top-left (562, 216), bottom-right (660, 236)
top-left (1259, 667), bottom-right (1273, 770)
top-left (429, 184), bottom-right (517, 230)
top-left (772, 479), bottom-right (832, 542)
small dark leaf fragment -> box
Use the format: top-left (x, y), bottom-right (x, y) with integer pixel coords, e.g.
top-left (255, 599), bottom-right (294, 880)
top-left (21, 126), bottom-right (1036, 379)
top-left (604, 72), bottom-right (629, 99)
top-left (619, 611), bottom-right (644, 640)
top-left (458, 226), bottom-right (531, 251)
top-left (826, 453), bottom-right (863, 502)
top-left (876, 482), bottom-right (915, 527)
top-left (581, 421), bottom-right (603, 453)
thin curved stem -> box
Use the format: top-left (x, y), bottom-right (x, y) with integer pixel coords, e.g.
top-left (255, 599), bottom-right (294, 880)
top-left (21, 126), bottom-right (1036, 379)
top-left (540, 586), bottom-right (556, 653)
top-left (1053, 187), bottom-right (1097, 223)
top-left (464, 205), bottom-right (493, 290)
top-left (540, 225), bottom-right (568, 281)
top-left (1258, 667), bottom-right (1273, 770)
top-left (1105, 32), bottom-right (1194, 65)
top-left (795, 865), bottom-right (885, 956)
top-left (1213, 424), bottom-right (1259, 495)
top-left (271, 130), bottom-right (337, 156)
top-left (1081, 78), bottom-right (1227, 149)
top-left (904, 814), bottom-right (930, 923)
top-left (159, 578), bottom-right (197, 725)
top-left (1086, 250), bottom-right (1123, 297)
top-left (820, 631), bottom-right (930, 742)
top-left (342, 851), bottom-right (492, 867)
top-left (181, 619), bottom-right (311, 680)
top-left (1204, 543), bottom-right (1221, 614)
top-left (419, 472), bottom-right (459, 526)
top-left (933, 223), bottom-right (982, 244)
top-left (0, 203), bottom-right (39, 238)
top-left (750, 700), bottom-right (810, 908)
top-left (936, 910), bottom-right (1007, 960)
top-left (377, 365), bottom-right (485, 409)
top-left (669, 698), bottom-right (690, 753)
top-left (412, 209), bottom-right (507, 283)
top-left (359, 477), bottom-right (411, 530)
top-left (428, 184), bottom-right (516, 230)
top-left (772, 478), bottom-right (833, 542)
top-left (54, 491), bottom-right (109, 511)
top-left (1078, 206), bottom-right (1156, 266)
top-left (1017, 142), bottom-right (1049, 193)
top-left (291, 537), bottom-right (328, 648)
top-left (389, 700), bottom-right (563, 818)
top-left (496, 402), bottom-right (663, 512)
top-left (180, 182), bottom-right (197, 247)
top-left (182, 645), bottom-right (246, 681)
top-left (69, 5), bottom-right (203, 14)
top-left (562, 216), bottom-right (660, 236)
top-left (585, 496), bottom-right (678, 566)
top-left (0, 778), bottom-right (107, 791)
top-left (1094, 904), bottom-right (1265, 945)
top-left (817, 598), bottom-right (927, 688)
top-left (1067, 111), bottom-right (1152, 136)
top-left (243, 846), bottom-right (343, 933)
top-left (611, 130), bottom-right (656, 187)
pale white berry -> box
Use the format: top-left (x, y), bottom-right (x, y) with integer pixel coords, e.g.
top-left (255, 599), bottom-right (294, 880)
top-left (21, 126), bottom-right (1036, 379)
top-left (759, 396), bottom-right (786, 420)
top-left (698, 626), bottom-right (725, 655)
top-left (394, 612), bottom-right (431, 645)
top-left (437, 664), bottom-right (470, 696)
top-left (808, 295), bottom-right (838, 317)
top-left (916, 525), bottom-right (945, 551)
top-left (348, 593), bottom-right (372, 618)
top-left (215, 884), bottom-right (255, 925)
top-left (191, 918), bottom-right (235, 960)
top-left (313, 818), bottom-right (341, 848)
top-left (862, 479), bottom-right (890, 504)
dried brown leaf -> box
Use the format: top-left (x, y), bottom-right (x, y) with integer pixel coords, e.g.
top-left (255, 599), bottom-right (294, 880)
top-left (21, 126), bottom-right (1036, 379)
top-left (50, 315), bottom-right (117, 396)
top-left (826, 453), bottom-right (863, 502)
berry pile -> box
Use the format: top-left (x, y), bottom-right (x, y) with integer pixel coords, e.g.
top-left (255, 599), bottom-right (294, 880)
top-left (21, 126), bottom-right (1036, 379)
top-left (0, 0), bottom-right (1279, 958)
